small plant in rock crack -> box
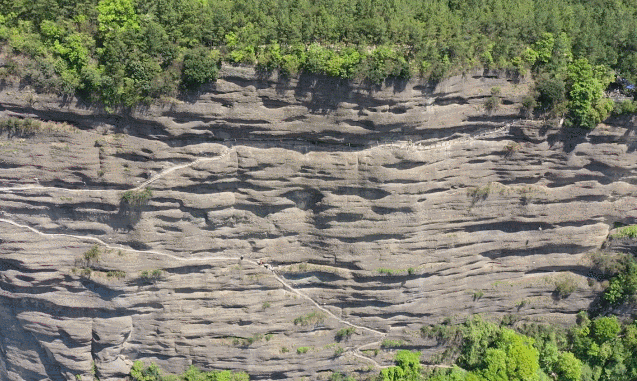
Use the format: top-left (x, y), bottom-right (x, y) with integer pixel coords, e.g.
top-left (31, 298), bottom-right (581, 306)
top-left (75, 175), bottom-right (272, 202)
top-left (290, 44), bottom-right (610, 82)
top-left (484, 87), bottom-right (501, 114)
top-left (121, 187), bottom-right (153, 206)
top-left (140, 269), bottom-right (163, 283)
top-left (83, 244), bottom-right (101, 266)
top-left (473, 290), bottom-right (484, 301)
top-left (381, 339), bottom-right (406, 348)
top-left (107, 271), bottom-right (126, 279)
top-left (335, 327), bottom-right (356, 342)
top-left (554, 274), bottom-right (578, 299)
top-left (467, 183), bottom-right (493, 205)
top-left (611, 225), bottom-right (637, 239)
top-left (503, 142), bottom-right (521, 157)
top-left (293, 311), bottom-right (326, 326)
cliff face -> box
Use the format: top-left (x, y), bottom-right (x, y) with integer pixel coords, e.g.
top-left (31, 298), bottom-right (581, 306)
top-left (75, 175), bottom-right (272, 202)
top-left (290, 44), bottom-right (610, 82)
top-left (0, 66), bottom-right (636, 381)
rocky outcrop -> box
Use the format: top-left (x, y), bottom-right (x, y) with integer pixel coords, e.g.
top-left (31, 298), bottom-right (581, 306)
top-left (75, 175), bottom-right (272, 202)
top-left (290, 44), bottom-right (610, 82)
top-left (0, 66), bottom-right (636, 380)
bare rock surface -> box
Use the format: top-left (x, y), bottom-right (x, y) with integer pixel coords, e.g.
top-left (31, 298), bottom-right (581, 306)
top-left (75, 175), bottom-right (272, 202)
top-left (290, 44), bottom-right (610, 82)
top-left (1, 66), bottom-right (637, 380)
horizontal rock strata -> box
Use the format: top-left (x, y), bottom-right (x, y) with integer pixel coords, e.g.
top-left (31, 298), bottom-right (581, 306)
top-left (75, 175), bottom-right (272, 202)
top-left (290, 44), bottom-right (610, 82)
top-left (0, 66), bottom-right (636, 380)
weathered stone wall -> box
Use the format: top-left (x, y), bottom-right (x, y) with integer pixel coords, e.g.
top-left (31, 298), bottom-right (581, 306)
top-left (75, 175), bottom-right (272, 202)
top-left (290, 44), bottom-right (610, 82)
top-left (0, 66), bottom-right (636, 380)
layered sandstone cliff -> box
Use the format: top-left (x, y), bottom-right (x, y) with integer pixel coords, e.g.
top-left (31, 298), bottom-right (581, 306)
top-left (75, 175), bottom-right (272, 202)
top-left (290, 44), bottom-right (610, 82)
top-left (0, 66), bottom-right (636, 380)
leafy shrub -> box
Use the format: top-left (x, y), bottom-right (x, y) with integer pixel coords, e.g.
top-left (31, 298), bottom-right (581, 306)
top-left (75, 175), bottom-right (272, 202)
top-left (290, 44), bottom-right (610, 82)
top-left (256, 43), bottom-right (283, 71)
top-left (131, 362), bottom-right (248, 381)
top-left (554, 274), bottom-right (578, 298)
top-left (467, 183), bottom-right (492, 204)
top-left (611, 225), bottom-right (637, 239)
top-left (140, 269), bottom-right (163, 283)
top-left (335, 327), bottom-right (355, 341)
top-left (377, 268), bottom-right (397, 275)
top-left (329, 371), bottom-right (355, 381)
top-left (130, 361), bottom-right (162, 381)
top-left (296, 346), bottom-right (310, 354)
top-left (588, 251), bottom-right (630, 277)
top-left (602, 259), bottom-right (637, 305)
top-left (521, 95), bottom-right (537, 116)
top-left (484, 95), bottom-right (500, 113)
top-left (293, 311), bottom-right (326, 326)
top-left (612, 100), bottom-right (637, 116)
top-left (504, 142), bottom-right (521, 156)
top-left (381, 339), bottom-right (406, 348)
top-left (380, 351), bottom-right (421, 381)
top-left (0, 117), bottom-right (43, 135)
top-left (106, 270), bottom-right (126, 279)
top-left (121, 188), bottom-right (152, 206)
top-left (535, 75), bottom-right (566, 113)
top-left (240, 333), bottom-right (263, 346)
top-left (360, 46), bottom-right (410, 84)
top-left (84, 244), bottom-right (101, 265)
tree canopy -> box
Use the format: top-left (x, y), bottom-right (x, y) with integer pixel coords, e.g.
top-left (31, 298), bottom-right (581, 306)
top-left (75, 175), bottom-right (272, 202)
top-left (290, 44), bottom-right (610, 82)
top-left (0, 0), bottom-right (636, 123)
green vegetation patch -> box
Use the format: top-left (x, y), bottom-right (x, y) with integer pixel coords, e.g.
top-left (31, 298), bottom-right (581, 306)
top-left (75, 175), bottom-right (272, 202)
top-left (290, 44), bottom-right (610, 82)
top-left (335, 327), bottom-right (355, 342)
top-left (121, 188), bottom-right (153, 206)
top-left (296, 346), bottom-right (311, 354)
top-left (381, 339), bottom-right (407, 348)
top-left (611, 225), bottom-right (637, 239)
top-left (140, 269), bottom-right (163, 283)
top-left (603, 258), bottom-right (637, 306)
top-left (553, 274), bottom-right (578, 299)
top-left (106, 270), bottom-right (126, 279)
top-left (293, 311), bottom-right (326, 326)
top-left (2, 0), bottom-right (637, 119)
top-left (0, 117), bottom-right (75, 136)
top-left (130, 361), bottom-right (248, 381)
top-left (83, 244), bottom-right (101, 265)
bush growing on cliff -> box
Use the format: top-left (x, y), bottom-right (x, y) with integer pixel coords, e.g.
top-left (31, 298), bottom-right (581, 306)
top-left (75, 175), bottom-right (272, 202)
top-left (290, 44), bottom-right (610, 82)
top-left (565, 58), bottom-right (615, 129)
top-left (603, 258), bottom-right (637, 305)
top-left (293, 311), bottom-right (326, 326)
top-left (121, 187), bottom-right (152, 206)
top-left (130, 361), bottom-right (248, 381)
top-left (335, 327), bottom-right (355, 341)
top-left (83, 244), bottom-right (101, 266)
top-left (181, 48), bottom-right (219, 90)
top-left (611, 225), bottom-right (637, 239)
top-left (554, 274), bottom-right (578, 299)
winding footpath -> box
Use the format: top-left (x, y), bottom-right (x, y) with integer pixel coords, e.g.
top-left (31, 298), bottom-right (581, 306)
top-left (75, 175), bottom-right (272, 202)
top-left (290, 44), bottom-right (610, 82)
top-left (0, 123), bottom-right (515, 370)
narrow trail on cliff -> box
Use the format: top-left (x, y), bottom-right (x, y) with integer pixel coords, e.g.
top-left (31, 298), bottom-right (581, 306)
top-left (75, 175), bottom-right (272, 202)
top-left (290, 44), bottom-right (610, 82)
top-left (0, 122), bottom-right (517, 370)
top-left (0, 215), bottom-right (389, 368)
top-left (0, 122), bottom-right (516, 194)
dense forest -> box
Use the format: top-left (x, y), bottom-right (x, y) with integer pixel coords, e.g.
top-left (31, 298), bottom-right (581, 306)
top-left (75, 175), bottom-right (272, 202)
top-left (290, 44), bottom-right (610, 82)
top-left (0, 0), bottom-right (636, 126)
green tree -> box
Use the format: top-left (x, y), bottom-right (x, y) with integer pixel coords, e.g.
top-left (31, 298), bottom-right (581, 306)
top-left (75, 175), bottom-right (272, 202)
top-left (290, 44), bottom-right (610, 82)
top-left (566, 58), bottom-right (614, 129)
top-left (555, 352), bottom-right (582, 381)
top-left (130, 361), bottom-right (162, 381)
top-left (381, 350), bottom-right (422, 381)
top-left (181, 48), bottom-right (219, 89)
top-left (591, 317), bottom-right (621, 344)
top-left (97, 0), bottom-right (139, 34)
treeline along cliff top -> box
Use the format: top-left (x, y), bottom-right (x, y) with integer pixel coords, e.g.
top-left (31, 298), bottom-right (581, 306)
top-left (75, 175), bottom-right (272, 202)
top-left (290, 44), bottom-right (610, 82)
top-left (0, 0), bottom-right (636, 123)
